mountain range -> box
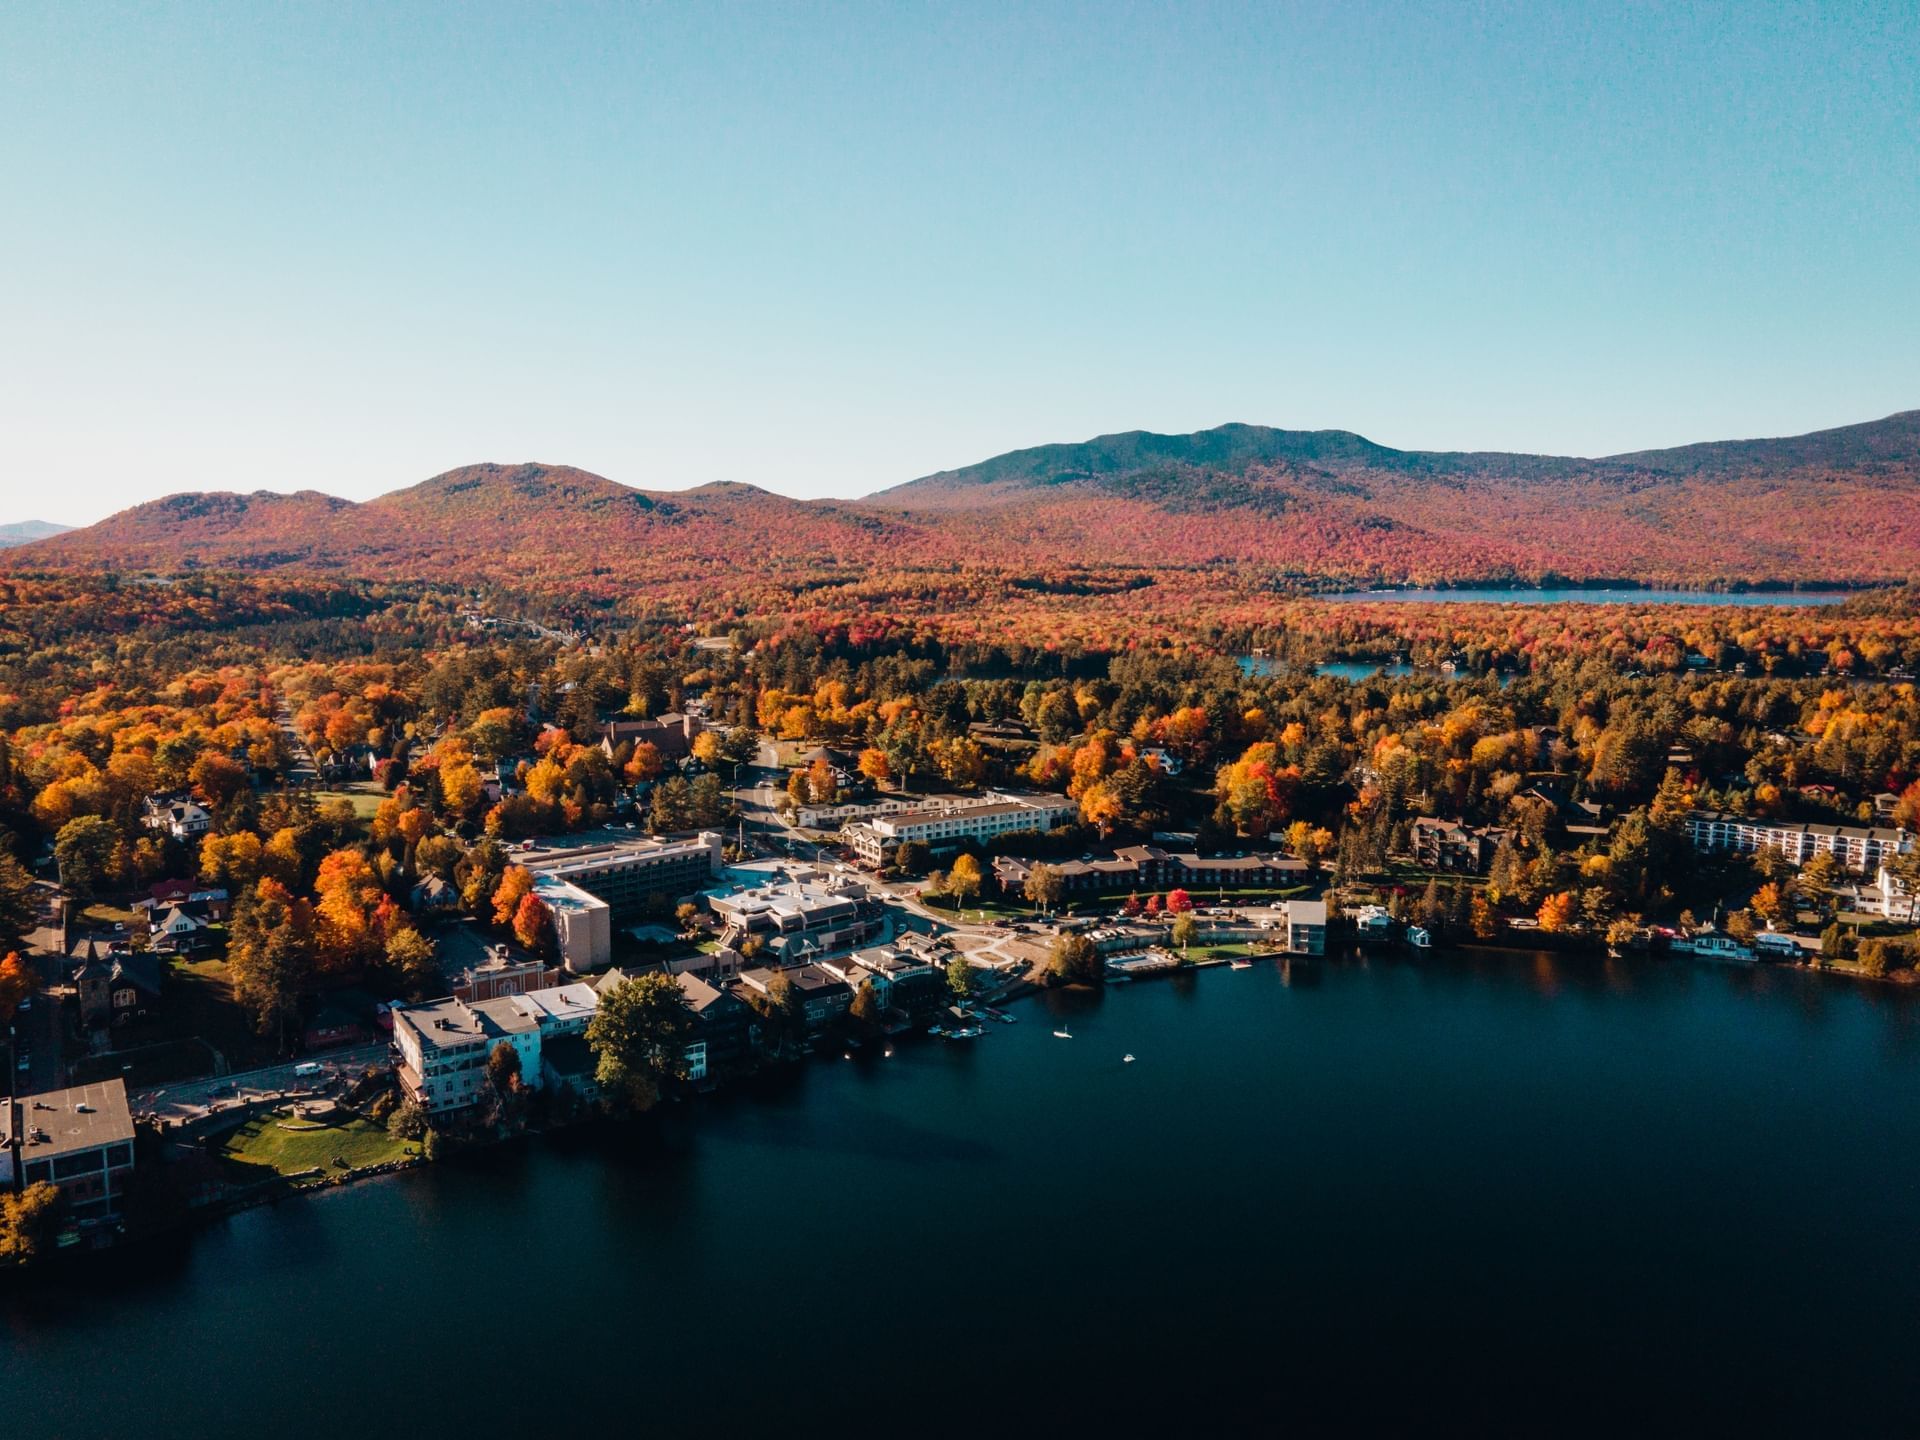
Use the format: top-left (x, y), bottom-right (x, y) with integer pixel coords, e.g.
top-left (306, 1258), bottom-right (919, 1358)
top-left (0, 520), bottom-right (74, 549)
top-left (10, 411), bottom-right (1919, 593)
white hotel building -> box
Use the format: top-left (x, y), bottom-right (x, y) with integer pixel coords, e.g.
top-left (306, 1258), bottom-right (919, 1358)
top-left (845, 791), bottom-right (1077, 865)
top-left (1684, 810), bottom-right (1912, 873)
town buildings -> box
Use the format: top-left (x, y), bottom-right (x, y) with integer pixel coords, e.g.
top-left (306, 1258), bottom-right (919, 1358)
top-left (1, 1079), bottom-right (137, 1225)
top-left (1407, 818), bottom-right (1509, 874)
top-left (600, 712), bottom-right (704, 762)
top-left (532, 872), bottom-right (612, 971)
top-left (67, 938), bottom-right (161, 1028)
top-left (845, 791), bottom-right (1077, 865)
top-left (140, 795), bottom-right (212, 841)
top-left (518, 829), bottom-right (724, 918)
top-left (391, 983), bottom-right (600, 1114)
top-left (707, 872), bottom-right (887, 965)
top-left (992, 845), bottom-right (1306, 897)
top-left (1683, 810), bottom-right (1913, 873)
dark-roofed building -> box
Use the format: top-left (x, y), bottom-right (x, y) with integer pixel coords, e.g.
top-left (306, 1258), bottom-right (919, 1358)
top-left (69, 940), bottom-right (161, 1028)
top-left (601, 712), bottom-right (705, 762)
top-left (1408, 818), bottom-right (1509, 875)
top-left (2, 1079), bottom-right (137, 1224)
top-left (738, 964), bottom-right (852, 1035)
top-left (993, 846), bottom-right (1305, 897)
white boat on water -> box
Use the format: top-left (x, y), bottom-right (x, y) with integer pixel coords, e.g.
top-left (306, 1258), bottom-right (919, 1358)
top-left (1671, 930), bottom-right (1755, 963)
top-left (1053, 1025), bottom-right (1072, 1039)
top-left (1229, 957), bottom-right (1253, 970)
top-left (1123, 1053), bottom-right (1136, 1063)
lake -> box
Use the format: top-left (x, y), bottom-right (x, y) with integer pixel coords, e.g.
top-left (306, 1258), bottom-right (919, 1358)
top-left (5, 951), bottom-right (1919, 1435)
top-left (1322, 586), bottom-right (1852, 606)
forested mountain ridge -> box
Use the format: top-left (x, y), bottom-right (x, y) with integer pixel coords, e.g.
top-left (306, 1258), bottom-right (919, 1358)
top-left (11, 411), bottom-right (1920, 592)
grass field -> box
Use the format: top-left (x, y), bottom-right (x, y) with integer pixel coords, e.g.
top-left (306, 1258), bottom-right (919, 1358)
top-left (218, 1108), bottom-right (415, 1180)
top-left (310, 784), bottom-right (385, 822)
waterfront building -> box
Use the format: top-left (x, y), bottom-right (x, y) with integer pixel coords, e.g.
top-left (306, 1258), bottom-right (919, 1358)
top-left (993, 845), bottom-right (1306, 896)
top-left (0, 1080), bottom-right (137, 1225)
top-left (737, 964), bottom-right (853, 1034)
top-left (707, 874), bottom-right (886, 964)
top-left (1684, 810), bottom-right (1912, 873)
top-left (392, 983), bottom-right (599, 1113)
top-left (1284, 899), bottom-right (1328, 955)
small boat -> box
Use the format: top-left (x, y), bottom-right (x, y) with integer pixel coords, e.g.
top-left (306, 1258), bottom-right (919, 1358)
top-left (1229, 958), bottom-right (1253, 970)
top-left (1122, 1053), bottom-right (1135, 1064)
top-left (1053, 1025), bottom-right (1072, 1039)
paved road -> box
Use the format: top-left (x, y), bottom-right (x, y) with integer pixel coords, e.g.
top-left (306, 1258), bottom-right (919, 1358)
top-left (133, 1043), bottom-right (392, 1124)
top-left (9, 883), bottom-right (70, 1093)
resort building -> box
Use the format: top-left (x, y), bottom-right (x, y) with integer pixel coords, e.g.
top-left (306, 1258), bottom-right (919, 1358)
top-left (518, 829), bottom-right (724, 918)
top-left (846, 791), bottom-right (1076, 865)
top-left (1, 1080), bottom-right (137, 1226)
top-left (1683, 810), bottom-right (1912, 873)
top-left (992, 845), bottom-right (1306, 897)
top-left (1407, 818), bottom-right (1509, 875)
top-left (707, 873), bottom-right (887, 964)
top-left (392, 983), bottom-right (600, 1114)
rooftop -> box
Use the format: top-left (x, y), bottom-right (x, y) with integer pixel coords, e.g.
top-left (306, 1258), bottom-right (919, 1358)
top-left (11, 1080), bottom-right (136, 1159)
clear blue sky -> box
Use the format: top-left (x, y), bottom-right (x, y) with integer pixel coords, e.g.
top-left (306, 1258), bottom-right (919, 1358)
top-left (3, 1), bottom-right (1916, 523)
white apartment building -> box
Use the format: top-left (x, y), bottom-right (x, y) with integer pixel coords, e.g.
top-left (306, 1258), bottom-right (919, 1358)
top-left (1684, 810), bottom-right (1912, 874)
top-left (846, 792), bottom-right (1077, 865)
top-left (392, 983), bottom-right (599, 1113)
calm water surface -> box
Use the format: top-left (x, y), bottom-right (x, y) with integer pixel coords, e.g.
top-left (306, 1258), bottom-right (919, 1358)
top-left (5, 952), bottom-right (1919, 1436)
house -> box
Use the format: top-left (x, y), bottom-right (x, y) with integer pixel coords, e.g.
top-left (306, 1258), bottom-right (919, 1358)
top-left (537, 1034), bottom-right (602, 1106)
top-left (149, 905), bottom-right (212, 954)
top-left (1, 1079), bottom-right (137, 1226)
top-left (831, 943), bottom-right (947, 1023)
top-left (140, 879), bottom-right (231, 922)
top-left (671, 971), bottom-right (755, 1078)
top-left (68, 940), bottom-right (161, 1028)
top-left (391, 983), bottom-right (600, 1113)
top-left (737, 964), bottom-right (852, 1034)
top-left (410, 874), bottom-right (463, 917)
top-left (303, 1002), bottom-right (368, 1051)
top-left (1408, 818), bottom-right (1508, 875)
top-left (141, 795), bottom-right (212, 841)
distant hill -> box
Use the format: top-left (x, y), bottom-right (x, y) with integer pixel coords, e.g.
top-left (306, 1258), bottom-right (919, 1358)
top-left (0, 519), bottom-right (74, 548)
top-left (12, 411), bottom-right (1920, 591)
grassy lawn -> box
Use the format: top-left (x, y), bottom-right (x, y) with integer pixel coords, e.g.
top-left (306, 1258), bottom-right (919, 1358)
top-left (165, 955), bottom-right (283, 1072)
top-left (311, 784), bottom-right (385, 823)
top-left (80, 901), bottom-right (145, 929)
top-left (218, 1108), bottom-right (415, 1181)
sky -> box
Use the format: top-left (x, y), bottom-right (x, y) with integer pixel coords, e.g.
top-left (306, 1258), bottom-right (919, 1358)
top-left (2, 2), bottom-right (1916, 525)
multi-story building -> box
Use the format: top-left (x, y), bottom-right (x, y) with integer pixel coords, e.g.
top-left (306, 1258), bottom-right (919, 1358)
top-left (392, 983), bottom-right (599, 1113)
top-left (737, 964), bottom-right (853, 1034)
top-left (141, 794), bottom-right (212, 841)
top-left (1684, 811), bottom-right (1912, 873)
top-left (846, 792), bottom-right (1077, 865)
top-left (708, 874), bottom-right (887, 964)
top-left (993, 845), bottom-right (1307, 897)
top-left (796, 791), bottom-right (999, 831)
top-left (600, 712), bottom-right (704, 762)
top-left (1407, 818), bottom-right (1509, 874)
top-left (518, 829), bottom-right (724, 918)
top-left (532, 873), bottom-right (612, 971)
top-left (1, 1080), bottom-right (137, 1226)
top-left (1283, 899), bottom-right (1328, 955)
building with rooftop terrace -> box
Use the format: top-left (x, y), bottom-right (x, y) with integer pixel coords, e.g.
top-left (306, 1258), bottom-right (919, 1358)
top-left (846, 791), bottom-right (1076, 865)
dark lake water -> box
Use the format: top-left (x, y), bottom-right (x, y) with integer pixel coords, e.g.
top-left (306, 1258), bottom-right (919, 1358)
top-left (6, 951), bottom-right (1920, 1436)
top-left (1323, 586), bottom-right (1851, 606)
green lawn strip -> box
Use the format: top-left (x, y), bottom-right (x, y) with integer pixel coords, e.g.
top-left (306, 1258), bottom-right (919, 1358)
top-left (218, 1108), bottom-right (415, 1180)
